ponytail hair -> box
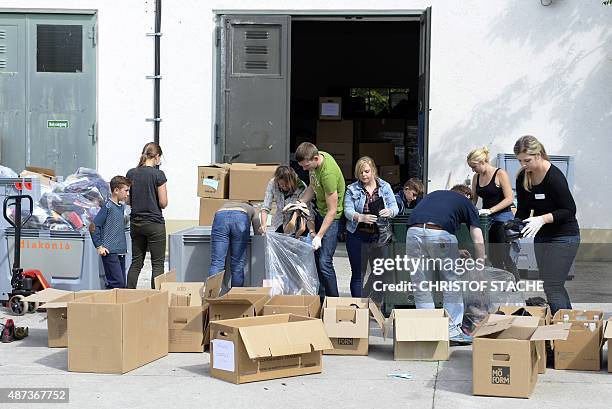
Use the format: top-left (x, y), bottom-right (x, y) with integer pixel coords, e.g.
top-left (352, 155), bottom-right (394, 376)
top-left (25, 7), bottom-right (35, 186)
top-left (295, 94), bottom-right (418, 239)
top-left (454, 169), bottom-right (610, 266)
top-left (138, 142), bottom-right (163, 167)
top-left (513, 135), bottom-right (549, 192)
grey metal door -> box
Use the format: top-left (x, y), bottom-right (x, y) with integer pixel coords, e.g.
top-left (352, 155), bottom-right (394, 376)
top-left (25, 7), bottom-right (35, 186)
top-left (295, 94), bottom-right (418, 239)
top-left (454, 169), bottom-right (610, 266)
top-left (0, 13), bottom-right (96, 177)
top-left (219, 15), bottom-right (290, 164)
top-left (418, 7), bottom-right (431, 187)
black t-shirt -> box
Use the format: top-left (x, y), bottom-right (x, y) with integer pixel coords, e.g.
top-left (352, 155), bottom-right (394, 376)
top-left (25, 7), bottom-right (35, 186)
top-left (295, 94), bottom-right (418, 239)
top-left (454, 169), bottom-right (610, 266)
top-left (407, 190), bottom-right (480, 235)
top-left (126, 166), bottom-right (167, 223)
top-left (515, 164), bottom-right (579, 237)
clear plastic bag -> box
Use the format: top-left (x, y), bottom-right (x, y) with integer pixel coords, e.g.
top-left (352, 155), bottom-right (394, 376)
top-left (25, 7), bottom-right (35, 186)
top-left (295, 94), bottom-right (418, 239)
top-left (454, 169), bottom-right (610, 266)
top-left (39, 192), bottom-right (100, 231)
top-left (0, 165), bottom-right (18, 178)
top-left (462, 266), bottom-right (525, 334)
top-left (264, 231), bottom-right (319, 296)
top-left (54, 167), bottom-right (110, 207)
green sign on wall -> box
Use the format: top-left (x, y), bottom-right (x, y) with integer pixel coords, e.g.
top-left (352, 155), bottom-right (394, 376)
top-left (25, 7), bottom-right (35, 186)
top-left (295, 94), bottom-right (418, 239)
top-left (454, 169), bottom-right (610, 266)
top-left (47, 120), bottom-right (70, 129)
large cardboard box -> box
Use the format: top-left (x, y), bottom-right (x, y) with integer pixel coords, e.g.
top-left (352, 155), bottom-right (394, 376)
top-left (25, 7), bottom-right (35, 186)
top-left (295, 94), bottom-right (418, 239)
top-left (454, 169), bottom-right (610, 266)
top-left (378, 165), bottom-right (400, 185)
top-left (210, 314), bottom-right (333, 384)
top-left (319, 97), bottom-right (342, 120)
top-left (317, 142), bottom-right (353, 179)
top-left (497, 306), bottom-right (552, 373)
top-left (67, 289), bottom-right (169, 374)
top-left (229, 163), bottom-right (278, 201)
top-left (605, 320), bottom-right (612, 373)
top-left (322, 297), bottom-right (385, 355)
top-left (207, 287), bottom-right (270, 322)
top-left (263, 295), bottom-right (321, 318)
top-left (316, 120), bottom-right (353, 143)
top-left (362, 118), bottom-right (406, 138)
top-left (388, 309), bottom-right (449, 361)
top-left (472, 314), bottom-right (571, 398)
top-left (197, 164), bottom-right (230, 199)
top-left (23, 288), bottom-right (105, 348)
top-left (359, 143), bottom-right (395, 166)
top-left (199, 198), bottom-right (232, 226)
top-left (154, 270), bottom-right (224, 352)
top-left (552, 309), bottom-right (604, 371)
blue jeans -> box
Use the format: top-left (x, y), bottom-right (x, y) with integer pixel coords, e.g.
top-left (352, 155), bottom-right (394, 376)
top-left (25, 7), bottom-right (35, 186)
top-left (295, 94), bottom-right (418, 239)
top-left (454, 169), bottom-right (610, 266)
top-left (534, 235), bottom-right (580, 315)
top-left (209, 210), bottom-right (250, 287)
top-left (315, 213), bottom-right (339, 298)
top-left (346, 230), bottom-right (389, 300)
top-left (102, 254), bottom-right (126, 289)
top-left (406, 227), bottom-right (464, 332)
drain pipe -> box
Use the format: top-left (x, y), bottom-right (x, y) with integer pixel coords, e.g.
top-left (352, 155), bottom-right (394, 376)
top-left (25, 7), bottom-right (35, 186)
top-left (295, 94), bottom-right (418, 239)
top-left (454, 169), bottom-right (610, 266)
top-left (146, 0), bottom-right (162, 145)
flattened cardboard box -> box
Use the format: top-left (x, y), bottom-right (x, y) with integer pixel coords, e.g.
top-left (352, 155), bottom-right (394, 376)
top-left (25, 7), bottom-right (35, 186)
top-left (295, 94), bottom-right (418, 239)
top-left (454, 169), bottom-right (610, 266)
top-left (67, 289), bottom-right (169, 374)
top-left (388, 309), bottom-right (449, 361)
top-left (198, 164), bottom-right (230, 199)
top-left (552, 309), bottom-right (604, 371)
top-left (472, 314), bottom-right (570, 399)
top-left (497, 305), bottom-right (552, 374)
top-left (23, 288), bottom-right (106, 348)
top-left (229, 163), bottom-right (279, 201)
top-left (605, 320), bottom-right (612, 373)
top-left (263, 295), bottom-right (321, 318)
top-left (210, 314), bottom-right (332, 384)
top-left (322, 297), bottom-right (385, 355)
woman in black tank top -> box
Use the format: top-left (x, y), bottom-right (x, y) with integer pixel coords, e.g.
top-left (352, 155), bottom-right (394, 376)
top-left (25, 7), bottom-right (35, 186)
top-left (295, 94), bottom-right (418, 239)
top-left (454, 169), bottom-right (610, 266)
top-left (467, 147), bottom-right (518, 280)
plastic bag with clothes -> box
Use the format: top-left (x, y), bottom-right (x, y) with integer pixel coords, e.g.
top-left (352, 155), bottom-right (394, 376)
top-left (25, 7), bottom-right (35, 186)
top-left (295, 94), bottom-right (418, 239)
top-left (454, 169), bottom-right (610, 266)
top-left (264, 231), bottom-right (319, 296)
top-left (39, 192), bottom-right (100, 231)
top-left (461, 266), bottom-right (525, 334)
top-left (54, 167), bottom-right (110, 207)
top-left (0, 165), bottom-right (18, 178)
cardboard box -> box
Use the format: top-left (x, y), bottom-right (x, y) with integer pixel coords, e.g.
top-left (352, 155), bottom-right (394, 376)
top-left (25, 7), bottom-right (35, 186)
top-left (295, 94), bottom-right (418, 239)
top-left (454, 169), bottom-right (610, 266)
top-left (552, 309), bottom-right (604, 371)
top-left (316, 143), bottom-right (353, 179)
top-left (605, 320), bottom-right (612, 373)
top-left (23, 288), bottom-right (106, 348)
top-left (319, 97), bottom-right (342, 120)
top-left (229, 163), bottom-right (278, 201)
top-left (207, 287), bottom-right (270, 322)
top-left (154, 270), bottom-right (224, 353)
top-left (67, 289), bottom-right (169, 374)
top-left (263, 295), bottom-right (321, 318)
top-left (199, 198), bottom-right (232, 226)
top-left (322, 297), bottom-right (385, 355)
top-left (378, 165), bottom-right (400, 185)
top-left (362, 118), bottom-right (406, 138)
top-left (497, 306), bottom-right (552, 374)
top-left (472, 314), bottom-right (571, 398)
top-left (359, 143), bottom-right (395, 166)
top-left (316, 120), bottom-right (353, 143)
top-left (210, 314), bottom-right (332, 384)
top-left (388, 309), bottom-right (449, 361)
top-left (197, 164), bottom-right (230, 199)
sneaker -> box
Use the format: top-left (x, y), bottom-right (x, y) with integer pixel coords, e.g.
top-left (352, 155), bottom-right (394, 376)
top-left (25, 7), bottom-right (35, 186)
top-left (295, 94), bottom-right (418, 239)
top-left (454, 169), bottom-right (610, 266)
top-left (14, 327), bottom-right (29, 340)
top-left (1, 319), bottom-right (15, 343)
top-left (449, 325), bottom-right (473, 345)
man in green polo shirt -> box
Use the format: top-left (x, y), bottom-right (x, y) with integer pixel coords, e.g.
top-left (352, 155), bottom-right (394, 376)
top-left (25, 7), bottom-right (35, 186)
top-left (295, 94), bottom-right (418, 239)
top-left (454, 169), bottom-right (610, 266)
top-left (296, 142), bottom-right (345, 297)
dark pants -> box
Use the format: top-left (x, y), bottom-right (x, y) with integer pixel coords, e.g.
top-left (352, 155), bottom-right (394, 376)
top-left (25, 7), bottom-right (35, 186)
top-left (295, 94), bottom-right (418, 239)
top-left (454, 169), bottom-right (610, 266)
top-left (127, 219), bottom-right (166, 289)
top-left (488, 222), bottom-right (519, 280)
top-left (209, 210), bottom-right (250, 287)
top-left (345, 229), bottom-right (389, 300)
top-left (314, 213), bottom-right (339, 298)
top-left (102, 254), bottom-right (126, 289)
top-left (534, 235), bottom-right (580, 316)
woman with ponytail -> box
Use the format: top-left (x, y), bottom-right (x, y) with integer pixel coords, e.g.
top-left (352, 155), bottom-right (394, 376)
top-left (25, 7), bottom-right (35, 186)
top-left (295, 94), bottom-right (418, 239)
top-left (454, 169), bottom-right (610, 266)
top-left (514, 135), bottom-right (579, 315)
top-left (126, 142), bottom-right (168, 288)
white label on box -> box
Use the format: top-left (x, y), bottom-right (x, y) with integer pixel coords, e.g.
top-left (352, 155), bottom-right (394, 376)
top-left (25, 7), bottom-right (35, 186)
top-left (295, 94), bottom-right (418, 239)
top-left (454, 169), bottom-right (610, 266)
top-left (202, 178), bottom-right (220, 191)
top-left (321, 103), bottom-right (340, 117)
top-left (212, 339), bottom-right (235, 372)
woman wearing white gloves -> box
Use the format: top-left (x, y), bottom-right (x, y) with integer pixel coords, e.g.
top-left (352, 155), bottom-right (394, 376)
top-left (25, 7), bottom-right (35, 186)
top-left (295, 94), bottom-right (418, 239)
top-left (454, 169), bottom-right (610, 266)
top-left (344, 156), bottom-right (399, 298)
top-left (467, 146), bottom-right (517, 279)
top-left (514, 135), bottom-right (580, 315)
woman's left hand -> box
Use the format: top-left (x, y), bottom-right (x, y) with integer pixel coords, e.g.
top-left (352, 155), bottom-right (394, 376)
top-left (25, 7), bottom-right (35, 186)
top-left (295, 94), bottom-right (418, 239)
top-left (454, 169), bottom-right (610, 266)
top-left (379, 208), bottom-right (392, 218)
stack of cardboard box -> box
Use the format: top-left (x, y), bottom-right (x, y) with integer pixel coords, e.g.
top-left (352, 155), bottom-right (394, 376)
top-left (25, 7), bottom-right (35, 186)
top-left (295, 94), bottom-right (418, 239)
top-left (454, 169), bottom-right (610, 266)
top-left (316, 120), bottom-right (354, 179)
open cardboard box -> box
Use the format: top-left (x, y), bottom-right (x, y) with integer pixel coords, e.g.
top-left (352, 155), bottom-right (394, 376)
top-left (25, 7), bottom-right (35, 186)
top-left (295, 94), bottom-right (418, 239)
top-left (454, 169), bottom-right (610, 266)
top-left (552, 309), bottom-right (604, 371)
top-left (387, 309), bottom-right (449, 361)
top-left (605, 320), bottom-right (612, 373)
top-left (263, 295), bottom-right (321, 318)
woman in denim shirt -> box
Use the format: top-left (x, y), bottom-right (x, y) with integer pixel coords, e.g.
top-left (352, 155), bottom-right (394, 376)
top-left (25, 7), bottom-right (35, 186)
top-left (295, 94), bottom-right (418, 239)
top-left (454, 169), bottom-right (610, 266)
top-left (344, 157), bottom-right (399, 298)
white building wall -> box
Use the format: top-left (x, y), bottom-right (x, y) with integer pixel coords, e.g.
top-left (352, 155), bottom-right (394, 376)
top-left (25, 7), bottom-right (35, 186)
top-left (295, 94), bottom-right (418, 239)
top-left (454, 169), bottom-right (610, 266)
top-left (1, 0), bottom-right (610, 232)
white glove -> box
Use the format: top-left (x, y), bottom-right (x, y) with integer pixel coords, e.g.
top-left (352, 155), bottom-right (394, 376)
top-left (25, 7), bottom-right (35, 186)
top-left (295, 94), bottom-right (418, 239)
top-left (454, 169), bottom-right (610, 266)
top-left (521, 216), bottom-right (545, 238)
top-left (479, 209), bottom-right (492, 216)
top-left (358, 214), bottom-right (378, 224)
top-left (312, 235), bottom-right (322, 251)
top-left (379, 208), bottom-right (392, 218)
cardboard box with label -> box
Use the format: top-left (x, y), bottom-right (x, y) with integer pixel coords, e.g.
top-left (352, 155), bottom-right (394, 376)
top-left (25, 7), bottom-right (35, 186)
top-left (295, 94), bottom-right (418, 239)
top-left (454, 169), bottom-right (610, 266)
top-left (154, 270), bottom-right (224, 352)
top-left (67, 289), bottom-right (169, 374)
top-left (322, 297), bottom-right (385, 355)
top-left (358, 143), bottom-right (395, 166)
top-left (387, 309), bottom-right (449, 361)
top-left (263, 295), bottom-right (321, 318)
top-left (552, 309), bottom-right (604, 371)
top-left (472, 314), bottom-right (571, 398)
top-left (23, 288), bottom-right (105, 348)
top-left (197, 164), bottom-right (230, 199)
top-left (319, 97), bottom-right (342, 120)
top-left (497, 306), bottom-right (552, 374)
top-left (199, 198), bottom-right (232, 226)
top-left (605, 320), bottom-right (612, 373)
top-left (229, 163), bottom-right (278, 201)
top-left (316, 143), bottom-right (353, 179)
top-left (378, 165), bottom-right (400, 185)
top-left (210, 314), bottom-right (332, 384)
top-left (316, 120), bottom-right (353, 143)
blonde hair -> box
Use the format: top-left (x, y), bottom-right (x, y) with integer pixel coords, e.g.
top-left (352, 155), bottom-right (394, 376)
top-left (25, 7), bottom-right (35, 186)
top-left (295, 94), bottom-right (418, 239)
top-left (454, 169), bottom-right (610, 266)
top-left (467, 146), bottom-right (490, 165)
top-left (513, 135), bottom-right (549, 191)
top-left (354, 156), bottom-right (378, 180)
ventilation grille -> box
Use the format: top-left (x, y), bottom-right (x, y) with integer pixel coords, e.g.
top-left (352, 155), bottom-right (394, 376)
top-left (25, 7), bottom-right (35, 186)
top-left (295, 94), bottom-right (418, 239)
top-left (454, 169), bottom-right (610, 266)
top-left (245, 45), bottom-right (267, 55)
top-left (0, 59), bottom-right (6, 69)
top-left (245, 30), bottom-right (269, 40)
top-left (0, 30), bottom-right (6, 40)
top-left (245, 61), bottom-right (268, 70)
